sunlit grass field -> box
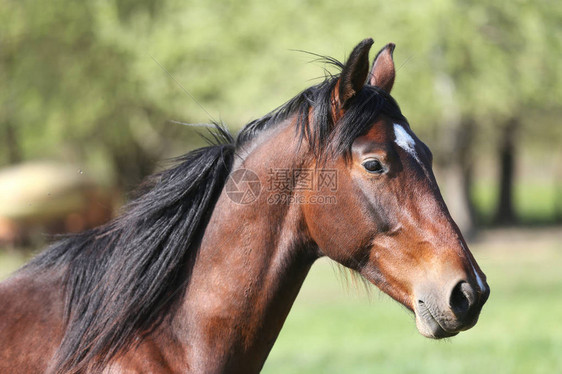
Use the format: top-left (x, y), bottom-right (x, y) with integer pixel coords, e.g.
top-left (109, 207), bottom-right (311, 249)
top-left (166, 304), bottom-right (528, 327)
top-left (1, 228), bottom-right (561, 373)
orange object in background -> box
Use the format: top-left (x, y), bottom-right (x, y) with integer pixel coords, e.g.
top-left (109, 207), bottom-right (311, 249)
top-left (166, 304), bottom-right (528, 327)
top-left (0, 162), bottom-right (117, 248)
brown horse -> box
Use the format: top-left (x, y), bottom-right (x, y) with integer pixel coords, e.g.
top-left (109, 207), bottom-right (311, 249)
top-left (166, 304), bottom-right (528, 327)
top-left (0, 39), bottom-right (489, 374)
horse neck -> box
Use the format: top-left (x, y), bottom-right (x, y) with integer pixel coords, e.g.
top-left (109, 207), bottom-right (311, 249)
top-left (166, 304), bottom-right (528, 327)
top-left (175, 119), bottom-right (319, 373)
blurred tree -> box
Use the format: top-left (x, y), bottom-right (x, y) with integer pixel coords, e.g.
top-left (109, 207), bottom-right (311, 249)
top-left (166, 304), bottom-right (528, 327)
top-left (391, 0), bottom-right (562, 230)
top-left (0, 0), bottom-right (194, 189)
top-left (1, 0), bottom-right (560, 227)
top-left (471, 0), bottom-right (562, 224)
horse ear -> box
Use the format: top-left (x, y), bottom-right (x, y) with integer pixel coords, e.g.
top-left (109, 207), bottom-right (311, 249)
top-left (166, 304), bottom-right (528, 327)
top-left (337, 38), bottom-right (374, 108)
top-left (368, 43), bottom-right (396, 93)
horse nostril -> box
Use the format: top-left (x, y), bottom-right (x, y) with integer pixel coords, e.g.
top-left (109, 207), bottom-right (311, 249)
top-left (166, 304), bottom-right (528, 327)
top-left (449, 281), bottom-right (475, 317)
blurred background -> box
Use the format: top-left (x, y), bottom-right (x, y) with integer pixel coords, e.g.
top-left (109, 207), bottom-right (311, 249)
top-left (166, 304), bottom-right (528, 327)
top-left (1, 0), bottom-right (561, 372)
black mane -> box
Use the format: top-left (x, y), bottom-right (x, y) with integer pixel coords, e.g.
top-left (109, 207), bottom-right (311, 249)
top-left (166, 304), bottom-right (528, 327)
top-left (237, 61), bottom-right (405, 159)
top-left (25, 57), bottom-right (405, 373)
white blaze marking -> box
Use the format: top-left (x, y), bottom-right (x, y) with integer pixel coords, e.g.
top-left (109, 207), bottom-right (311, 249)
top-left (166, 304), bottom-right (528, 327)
top-left (393, 124), bottom-right (420, 163)
top-left (461, 242), bottom-right (486, 291)
top-left (473, 265), bottom-right (486, 291)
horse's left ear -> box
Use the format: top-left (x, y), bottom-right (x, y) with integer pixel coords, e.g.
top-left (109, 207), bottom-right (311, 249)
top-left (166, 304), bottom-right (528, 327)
top-left (337, 38), bottom-right (374, 108)
top-left (368, 43), bottom-right (396, 93)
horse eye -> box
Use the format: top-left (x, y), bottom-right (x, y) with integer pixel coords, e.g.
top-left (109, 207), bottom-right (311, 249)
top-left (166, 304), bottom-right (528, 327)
top-left (362, 159), bottom-right (385, 174)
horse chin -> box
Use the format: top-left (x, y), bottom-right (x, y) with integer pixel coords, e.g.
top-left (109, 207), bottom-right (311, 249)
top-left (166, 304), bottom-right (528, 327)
top-left (414, 303), bottom-right (459, 339)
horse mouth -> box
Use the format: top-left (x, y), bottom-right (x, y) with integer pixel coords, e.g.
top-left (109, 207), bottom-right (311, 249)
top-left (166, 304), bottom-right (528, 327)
top-left (415, 301), bottom-right (459, 339)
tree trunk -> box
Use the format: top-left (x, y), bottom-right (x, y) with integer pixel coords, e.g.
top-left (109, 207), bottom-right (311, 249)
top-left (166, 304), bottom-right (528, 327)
top-left (3, 121), bottom-right (22, 164)
top-left (555, 148), bottom-right (562, 222)
top-left (433, 70), bottom-right (477, 238)
top-left (494, 118), bottom-right (518, 224)
top-left (442, 119), bottom-right (477, 238)
top-left (111, 142), bottom-right (158, 192)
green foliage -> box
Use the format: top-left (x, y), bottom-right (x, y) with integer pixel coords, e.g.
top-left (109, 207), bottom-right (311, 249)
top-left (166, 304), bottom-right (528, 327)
top-left (1, 0), bottom-right (561, 200)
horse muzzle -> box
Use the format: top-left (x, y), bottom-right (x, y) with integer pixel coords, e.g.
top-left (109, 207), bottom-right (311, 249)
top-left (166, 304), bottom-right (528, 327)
top-left (414, 279), bottom-right (490, 339)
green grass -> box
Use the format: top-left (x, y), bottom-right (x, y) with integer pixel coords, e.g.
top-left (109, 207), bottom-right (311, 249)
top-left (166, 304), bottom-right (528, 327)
top-left (1, 228), bottom-right (561, 373)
